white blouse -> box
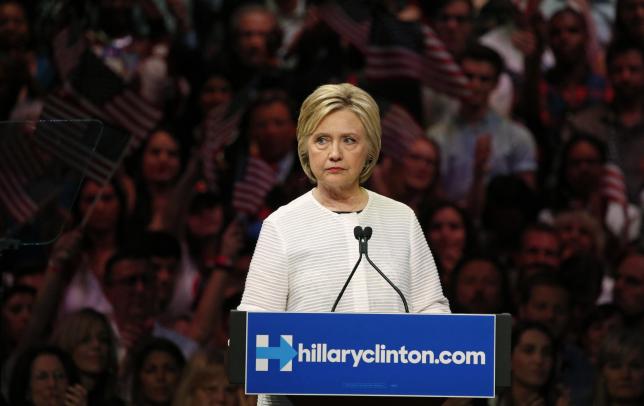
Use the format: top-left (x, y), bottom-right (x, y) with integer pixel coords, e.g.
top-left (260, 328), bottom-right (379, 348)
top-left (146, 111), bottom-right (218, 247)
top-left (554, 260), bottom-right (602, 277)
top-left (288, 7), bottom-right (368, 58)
top-left (239, 189), bottom-right (449, 314)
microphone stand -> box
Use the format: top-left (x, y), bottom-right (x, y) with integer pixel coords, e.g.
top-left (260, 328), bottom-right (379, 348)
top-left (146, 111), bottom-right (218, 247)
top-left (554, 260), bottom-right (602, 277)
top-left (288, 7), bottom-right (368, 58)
top-left (362, 227), bottom-right (409, 313)
top-left (331, 227), bottom-right (365, 312)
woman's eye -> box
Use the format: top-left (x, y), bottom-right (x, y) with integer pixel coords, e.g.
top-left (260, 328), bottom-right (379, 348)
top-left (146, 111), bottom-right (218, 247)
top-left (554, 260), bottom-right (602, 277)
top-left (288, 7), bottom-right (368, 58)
top-left (344, 137), bottom-right (356, 144)
top-left (315, 137), bottom-right (327, 145)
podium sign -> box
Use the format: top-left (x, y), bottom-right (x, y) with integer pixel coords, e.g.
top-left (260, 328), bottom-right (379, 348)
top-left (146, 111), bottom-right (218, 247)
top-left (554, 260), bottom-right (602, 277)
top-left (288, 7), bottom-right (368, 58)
top-left (238, 312), bottom-right (502, 398)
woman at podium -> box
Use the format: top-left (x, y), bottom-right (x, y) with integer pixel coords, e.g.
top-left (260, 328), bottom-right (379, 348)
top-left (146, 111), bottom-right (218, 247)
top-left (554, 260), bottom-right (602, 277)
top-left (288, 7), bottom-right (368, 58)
top-left (238, 83), bottom-right (449, 316)
top-left (237, 82), bottom-right (451, 406)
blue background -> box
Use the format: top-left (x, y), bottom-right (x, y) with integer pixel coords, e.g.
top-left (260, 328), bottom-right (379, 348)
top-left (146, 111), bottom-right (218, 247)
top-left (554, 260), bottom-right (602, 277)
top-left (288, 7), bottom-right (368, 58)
top-left (245, 312), bottom-right (496, 397)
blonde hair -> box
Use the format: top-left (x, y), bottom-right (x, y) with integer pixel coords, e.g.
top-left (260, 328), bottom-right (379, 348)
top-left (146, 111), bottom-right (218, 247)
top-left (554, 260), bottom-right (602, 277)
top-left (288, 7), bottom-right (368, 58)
top-left (50, 309), bottom-right (119, 401)
top-left (173, 351), bottom-right (241, 406)
top-left (296, 83), bottom-right (381, 184)
top-left (553, 210), bottom-right (605, 254)
top-left (593, 328), bottom-right (644, 406)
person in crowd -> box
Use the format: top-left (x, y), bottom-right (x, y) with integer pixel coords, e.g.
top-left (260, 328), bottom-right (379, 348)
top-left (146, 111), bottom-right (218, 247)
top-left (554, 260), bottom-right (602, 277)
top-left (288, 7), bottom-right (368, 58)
top-left (1, 285), bottom-right (35, 364)
top-left (490, 322), bottom-right (565, 406)
top-left (169, 190), bottom-right (244, 318)
top-left (518, 272), bottom-right (594, 405)
top-left (0, 0), bottom-right (54, 120)
top-left (87, 0), bottom-right (186, 102)
top-left (449, 256), bottom-right (513, 314)
top-left (239, 83), bottom-right (449, 403)
top-left (266, 0), bottom-right (308, 61)
top-left (421, 201), bottom-right (477, 290)
top-left (549, 135), bottom-right (605, 218)
top-left (546, 134), bottom-right (639, 245)
top-left (563, 41), bottom-right (644, 205)
top-left (131, 128), bottom-right (183, 232)
top-left (101, 251), bottom-right (158, 354)
top-left (480, 176), bottom-right (540, 263)
top-left (593, 327), bottom-right (644, 406)
top-left (224, 89), bottom-right (309, 221)
top-left (614, 0), bottom-right (644, 47)
top-left (519, 272), bottom-right (572, 343)
top-left (513, 222), bottom-right (561, 289)
top-left (559, 254), bottom-right (607, 334)
top-left (9, 262), bottom-right (46, 294)
top-left (522, 6), bottom-right (611, 181)
top-left (551, 210), bottom-right (606, 262)
top-left (428, 44), bottom-right (537, 216)
top-left (612, 250), bottom-right (644, 328)
top-left (141, 232), bottom-right (182, 315)
top-left (8, 346), bottom-right (87, 406)
top-left (172, 350), bottom-right (246, 406)
top-left (478, 1), bottom-right (556, 117)
top-left (50, 309), bottom-right (122, 405)
top-left (580, 304), bottom-right (624, 366)
top-left (198, 73), bottom-right (233, 116)
top-left (61, 179), bottom-right (129, 317)
top-left (422, 0), bottom-right (475, 126)
top-left (369, 137), bottom-right (444, 215)
top-left (215, 4), bottom-right (286, 91)
top-left (128, 337), bottom-right (185, 406)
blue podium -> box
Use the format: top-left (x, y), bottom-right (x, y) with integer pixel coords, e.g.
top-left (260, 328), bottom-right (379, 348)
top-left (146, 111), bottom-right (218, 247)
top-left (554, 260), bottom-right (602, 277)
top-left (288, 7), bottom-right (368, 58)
top-left (228, 311), bottom-right (511, 400)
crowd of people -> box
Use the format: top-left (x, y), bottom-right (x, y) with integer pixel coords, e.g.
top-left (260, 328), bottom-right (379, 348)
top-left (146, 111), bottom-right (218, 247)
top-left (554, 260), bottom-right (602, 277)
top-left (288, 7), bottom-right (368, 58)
top-left (1, 0), bottom-right (643, 405)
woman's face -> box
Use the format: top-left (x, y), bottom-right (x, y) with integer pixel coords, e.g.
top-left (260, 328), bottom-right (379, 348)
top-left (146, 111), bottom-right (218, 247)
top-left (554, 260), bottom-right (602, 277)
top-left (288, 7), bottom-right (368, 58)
top-left (512, 329), bottom-right (553, 389)
top-left (140, 350), bottom-right (181, 404)
top-left (402, 138), bottom-right (438, 191)
top-left (200, 76), bottom-right (232, 113)
top-left (142, 131), bottom-right (181, 184)
top-left (30, 354), bottom-right (69, 406)
top-left (557, 219), bottom-right (594, 258)
top-left (548, 11), bottom-right (587, 64)
top-left (584, 314), bottom-right (623, 362)
top-left (72, 321), bottom-right (110, 375)
top-left (455, 260), bottom-right (502, 314)
top-left (603, 350), bottom-right (644, 402)
top-left (2, 292), bottom-right (33, 342)
top-left (428, 207), bottom-right (466, 260)
top-left (79, 182), bottom-right (120, 231)
top-left (307, 109), bottom-right (369, 192)
top-left (619, 0), bottom-right (644, 43)
top-left (193, 377), bottom-right (238, 406)
top-left (187, 205), bottom-right (224, 238)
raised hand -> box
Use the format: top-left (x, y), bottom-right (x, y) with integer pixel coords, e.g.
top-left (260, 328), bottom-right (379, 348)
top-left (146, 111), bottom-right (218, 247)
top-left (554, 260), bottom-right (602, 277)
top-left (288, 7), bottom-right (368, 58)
top-left (473, 134), bottom-right (492, 177)
top-left (220, 219), bottom-right (244, 259)
top-left (64, 383), bottom-right (87, 406)
top-left (48, 229), bottom-right (84, 273)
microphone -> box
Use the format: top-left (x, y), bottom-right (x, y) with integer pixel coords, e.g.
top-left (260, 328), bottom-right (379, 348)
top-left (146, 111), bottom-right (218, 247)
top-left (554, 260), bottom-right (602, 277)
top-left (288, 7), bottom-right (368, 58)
top-left (331, 227), bottom-right (365, 312)
top-left (362, 227), bottom-right (410, 313)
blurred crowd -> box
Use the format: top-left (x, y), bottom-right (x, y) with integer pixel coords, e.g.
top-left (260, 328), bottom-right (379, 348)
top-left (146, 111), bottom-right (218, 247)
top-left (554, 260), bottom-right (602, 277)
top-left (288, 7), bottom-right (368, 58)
top-left (1, 0), bottom-right (643, 405)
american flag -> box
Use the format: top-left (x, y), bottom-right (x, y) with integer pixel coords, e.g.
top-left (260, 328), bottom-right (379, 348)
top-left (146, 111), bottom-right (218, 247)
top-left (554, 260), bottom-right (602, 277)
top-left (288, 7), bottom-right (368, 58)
top-left (379, 101), bottom-right (424, 162)
top-left (602, 162), bottom-right (628, 206)
top-left (68, 51), bottom-right (162, 148)
top-left (317, 1), bottom-right (468, 99)
top-left (232, 156), bottom-right (277, 215)
top-left (201, 102), bottom-right (243, 191)
top-left (0, 131), bottom-right (44, 224)
top-left (317, 1), bottom-right (371, 53)
top-left (38, 96), bottom-right (131, 185)
top-left (200, 84), bottom-right (257, 191)
top-left (365, 10), bottom-right (426, 82)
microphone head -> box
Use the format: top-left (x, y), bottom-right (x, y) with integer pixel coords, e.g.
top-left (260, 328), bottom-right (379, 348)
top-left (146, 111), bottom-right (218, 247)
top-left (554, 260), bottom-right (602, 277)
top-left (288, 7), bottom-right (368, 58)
top-left (363, 226), bottom-right (372, 240)
top-left (354, 226), bottom-right (363, 240)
